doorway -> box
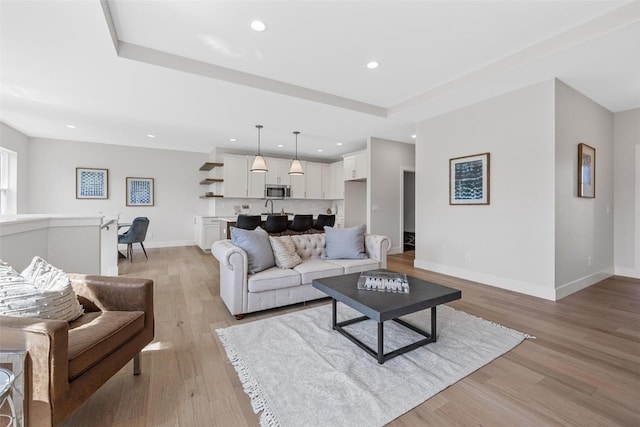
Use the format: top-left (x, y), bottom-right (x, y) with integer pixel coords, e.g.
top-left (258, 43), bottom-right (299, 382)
top-left (402, 170), bottom-right (415, 252)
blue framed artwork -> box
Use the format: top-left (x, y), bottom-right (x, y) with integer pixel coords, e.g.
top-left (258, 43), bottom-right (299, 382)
top-left (126, 177), bottom-right (154, 206)
top-left (449, 153), bottom-right (490, 205)
top-left (76, 167), bottom-right (108, 199)
top-left (578, 143), bottom-right (595, 198)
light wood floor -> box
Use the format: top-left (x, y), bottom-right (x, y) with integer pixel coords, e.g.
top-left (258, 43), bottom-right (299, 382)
top-left (61, 247), bottom-right (640, 426)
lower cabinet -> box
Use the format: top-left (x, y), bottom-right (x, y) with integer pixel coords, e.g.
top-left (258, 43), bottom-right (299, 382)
top-left (194, 216), bottom-right (221, 252)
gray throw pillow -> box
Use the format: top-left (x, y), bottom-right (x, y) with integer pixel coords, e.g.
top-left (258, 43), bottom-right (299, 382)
top-left (230, 226), bottom-right (276, 274)
top-left (323, 224), bottom-right (367, 259)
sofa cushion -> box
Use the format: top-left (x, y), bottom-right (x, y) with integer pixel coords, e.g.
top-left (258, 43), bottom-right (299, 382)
top-left (323, 224), bottom-right (367, 260)
top-left (290, 234), bottom-right (326, 259)
top-left (67, 310), bottom-right (145, 380)
top-left (293, 259), bottom-right (344, 284)
top-left (325, 258), bottom-right (380, 274)
top-left (231, 226), bottom-right (276, 274)
top-left (269, 235), bottom-right (302, 269)
top-left (248, 267), bottom-right (301, 293)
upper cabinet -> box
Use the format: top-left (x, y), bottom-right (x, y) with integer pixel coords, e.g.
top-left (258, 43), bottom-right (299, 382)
top-left (304, 162), bottom-right (322, 199)
top-left (223, 155), bottom-right (248, 198)
top-left (265, 157), bottom-right (291, 186)
top-left (343, 150), bottom-right (367, 181)
top-left (330, 161), bottom-right (344, 199)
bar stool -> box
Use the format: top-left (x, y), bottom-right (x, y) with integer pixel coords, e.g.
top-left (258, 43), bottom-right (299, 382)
top-left (0, 368), bottom-right (16, 427)
top-left (313, 214), bottom-right (335, 231)
top-left (288, 214), bottom-right (313, 234)
top-left (235, 215), bottom-right (261, 230)
top-left (265, 215), bottom-right (289, 236)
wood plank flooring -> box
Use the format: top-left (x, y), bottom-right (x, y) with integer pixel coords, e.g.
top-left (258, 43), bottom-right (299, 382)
top-left (61, 247), bottom-right (640, 426)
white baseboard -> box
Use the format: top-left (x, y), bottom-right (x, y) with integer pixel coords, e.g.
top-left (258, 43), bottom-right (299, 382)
top-left (414, 259), bottom-right (556, 300)
top-left (555, 269), bottom-right (614, 299)
top-left (388, 245), bottom-right (404, 255)
top-left (119, 240), bottom-right (195, 249)
top-left (614, 266), bottom-right (640, 279)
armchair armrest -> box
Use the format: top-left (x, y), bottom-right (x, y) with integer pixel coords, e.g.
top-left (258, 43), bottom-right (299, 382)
top-left (211, 240), bottom-right (249, 316)
top-left (67, 274), bottom-right (154, 333)
top-left (0, 315), bottom-right (70, 415)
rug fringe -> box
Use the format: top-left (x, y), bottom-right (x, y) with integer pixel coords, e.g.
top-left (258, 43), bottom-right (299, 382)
top-left (216, 328), bottom-right (281, 427)
top-left (444, 306), bottom-right (536, 339)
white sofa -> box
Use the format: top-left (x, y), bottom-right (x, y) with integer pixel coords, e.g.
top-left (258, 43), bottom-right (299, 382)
top-left (212, 233), bottom-right (391, 318)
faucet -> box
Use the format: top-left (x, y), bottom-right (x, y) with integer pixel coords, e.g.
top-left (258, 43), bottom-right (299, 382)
top-left (265, 199), bottom-right (274, 214)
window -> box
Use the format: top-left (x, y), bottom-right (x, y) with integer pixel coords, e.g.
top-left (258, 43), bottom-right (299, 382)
top-left (0, 148), bottom-right (16, 215)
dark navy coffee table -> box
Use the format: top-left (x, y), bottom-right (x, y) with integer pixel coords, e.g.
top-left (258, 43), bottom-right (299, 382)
top-left (313, 269), bottom-right (461, 364)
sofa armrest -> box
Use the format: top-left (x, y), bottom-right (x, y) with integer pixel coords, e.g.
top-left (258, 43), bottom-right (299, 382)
top-left (0, 315), bottom-right (70, 413)
top-left (365, 234), bottom-right (391, 269)
top-left (211, 239), bottom-right (249, 316)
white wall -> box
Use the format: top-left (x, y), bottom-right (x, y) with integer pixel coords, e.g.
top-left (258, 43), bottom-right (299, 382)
top-left (613, 108), bottom-right (640, 278)
top-left (0, 123), bottom-right (30, 213)
top-left (554, 80), bottom-right (614, 298)
top-left (344, 181), bottom-right (367, 228)
top-left (415, 80), bottom-right (557, 300)
top-left (27, 138), bottom-right (208, 247)
top-left (369, 137), bottom-right (415, 253)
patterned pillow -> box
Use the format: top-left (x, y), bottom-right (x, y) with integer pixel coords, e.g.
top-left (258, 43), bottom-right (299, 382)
top-left (0, 257), bottom-right (84, 321)
top-left (269, 236), bottom-right (302, 269)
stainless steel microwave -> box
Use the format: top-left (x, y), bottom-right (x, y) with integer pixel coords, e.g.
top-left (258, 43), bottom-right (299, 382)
top-left (265, 184), bottom-right (291, 199)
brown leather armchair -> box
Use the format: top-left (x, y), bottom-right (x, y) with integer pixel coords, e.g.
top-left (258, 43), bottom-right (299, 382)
top-left (0, 274), bottom-right (154, 427)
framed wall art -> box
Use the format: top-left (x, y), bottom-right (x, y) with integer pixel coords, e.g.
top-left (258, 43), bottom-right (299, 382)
top-left (126, 177), bottom-right (154, 206)
top-left (449, 152), bottom-right (490, 205)
top-left (76, 167), bottom-right (108, 199)
top-left (578, 143), bottom-right (595, 198)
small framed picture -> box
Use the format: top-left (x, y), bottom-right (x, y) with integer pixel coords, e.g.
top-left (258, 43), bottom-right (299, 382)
top-left (76, 167), bottom-right (108, 199)
top-left (126, 177), bottom-right (154, 206)
top-left (578, 143), bottom-right (595, 198)
top-left (449, 153), bottom-right (490, 205)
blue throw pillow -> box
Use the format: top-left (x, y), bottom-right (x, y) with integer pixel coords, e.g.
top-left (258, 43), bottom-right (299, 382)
top-left (230, 226), bottom-right (275, 274)
top-left (323, 224), bottom-right (367, 259)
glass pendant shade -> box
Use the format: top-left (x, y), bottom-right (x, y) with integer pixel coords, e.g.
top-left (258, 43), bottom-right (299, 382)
top-left (250, 124), bottom-right (268, 172)
top-left (288, 131), bottom-right (304, 175)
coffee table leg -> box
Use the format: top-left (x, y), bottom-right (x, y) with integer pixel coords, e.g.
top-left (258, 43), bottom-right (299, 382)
top-left (378, 322), bottom-right (384, 364)
top-left (332, 298), bottom-right (337, 330)
top-left (431, 306), bottom-right (437, 342)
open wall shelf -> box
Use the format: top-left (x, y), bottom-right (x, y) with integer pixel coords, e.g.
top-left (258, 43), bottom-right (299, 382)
top-left (199, 162), bottom-right (224, 171)
top-left (199, 178), bottom-right (224, 185)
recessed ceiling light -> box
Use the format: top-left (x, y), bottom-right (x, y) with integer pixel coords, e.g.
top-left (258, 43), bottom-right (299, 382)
top-left (366, 61), bottom-right (379, 69)
top-left (66, 124), bottom-right (76, 129)
top-left (146, 134), bottom-right (156, 138)
top-left (229, 138), bottom-right (237, 142)
top-left (411, 134), bottom-right (416, 139)
top-left (251, 20), bottom-right (266, 32)
top-left (317, 149), bottom-right (324, 152)
top-left (336, 142), bottom-right (343, 146)
top-left (277, 144), bottom-right (284, 148)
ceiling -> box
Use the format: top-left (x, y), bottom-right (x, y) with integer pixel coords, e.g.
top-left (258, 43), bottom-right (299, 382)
top-left (1, 0), bottom-right (639, 161)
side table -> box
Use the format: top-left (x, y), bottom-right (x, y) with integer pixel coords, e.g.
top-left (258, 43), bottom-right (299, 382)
top-left (0, 352), bottom-right (25, 427)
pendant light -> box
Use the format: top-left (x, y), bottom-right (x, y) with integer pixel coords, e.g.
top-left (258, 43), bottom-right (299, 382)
top-left (250, 124), bottom-right (268, 172)
top-left (288, 131), bottom-right (304, 175)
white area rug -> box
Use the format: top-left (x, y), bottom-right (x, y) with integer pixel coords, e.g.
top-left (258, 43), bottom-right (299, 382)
top-left (216, 303), bottom-right (531, 427)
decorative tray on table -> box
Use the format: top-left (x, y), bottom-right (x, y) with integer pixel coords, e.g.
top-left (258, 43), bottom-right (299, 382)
top-left (357, 271), bottom-right (410, 293)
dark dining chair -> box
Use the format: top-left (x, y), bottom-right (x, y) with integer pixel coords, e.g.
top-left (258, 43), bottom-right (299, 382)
top-left (313, 214), bottom-right (335, 231)
top-left (288, 214), bottom-right (313, 234)
top-left (118, 217), bottom-right (150, 262)
top-left (265, 215), bottom-right (289, 235)
top-left (235, 215), bottom-right (262, 230)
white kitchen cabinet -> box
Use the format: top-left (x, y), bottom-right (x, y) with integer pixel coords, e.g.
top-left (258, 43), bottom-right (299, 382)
top-left (194, 216), bottom-right (221, 252)
top-left (290, 166), bottom-right (306, 198)
top-left (304, 162), bottom-right (323, 199)
top-left (321, 164), bottom-right (331, 199)
top-left (331, 161), bottom-right (344, 199)
top-left (248, 166), bottom-right (265, 198)
top-left (265, 157), bottom-right (291, 186)
top-left (223, 155), bottom-right (248, 198)
top-left (343, 150), bottom-right (367, 181)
